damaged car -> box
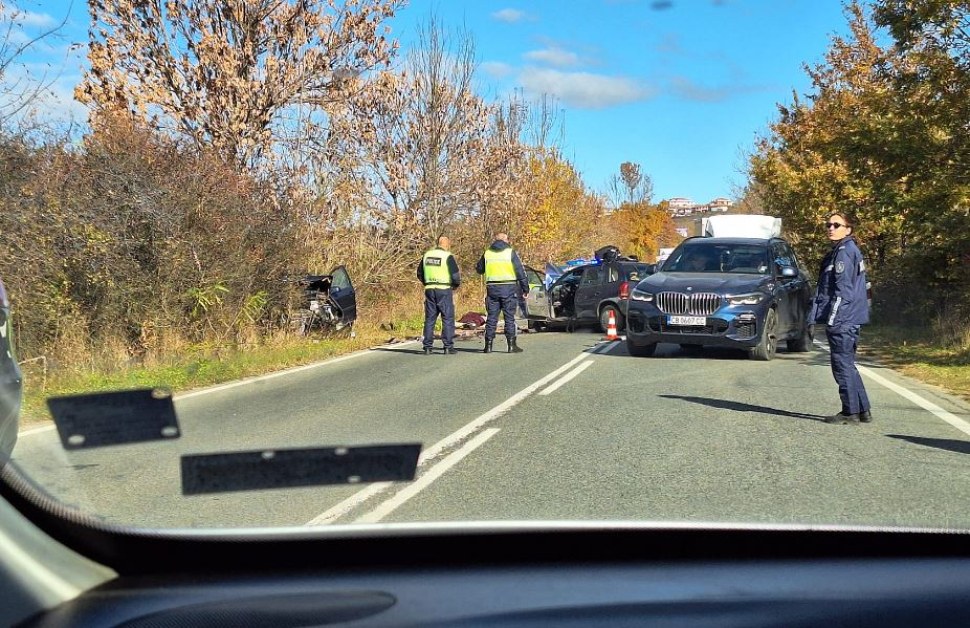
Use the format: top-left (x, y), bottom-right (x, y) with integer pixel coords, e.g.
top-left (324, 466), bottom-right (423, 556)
top-left (293, 266), bottom-right (358, 335)
top-left (524, 247), bottom-right (657, 332)
top-left (625, 218), bottom-right (813, 360)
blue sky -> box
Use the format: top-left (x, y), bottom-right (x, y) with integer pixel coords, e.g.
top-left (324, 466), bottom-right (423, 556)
top-left (8, 0), bottom-right (853, 203)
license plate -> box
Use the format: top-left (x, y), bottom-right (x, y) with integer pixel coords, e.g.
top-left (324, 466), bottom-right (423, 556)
top-left (668, 315), bottom-right (706, 326)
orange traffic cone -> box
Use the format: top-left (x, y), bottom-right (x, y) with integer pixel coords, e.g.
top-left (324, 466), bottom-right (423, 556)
top-left (604, 309), bottom-right (618, 341)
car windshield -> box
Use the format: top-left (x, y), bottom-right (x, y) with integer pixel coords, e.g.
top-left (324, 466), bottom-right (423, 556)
top-left (1, 0), bottom-right (969, 536)
top-left (662, 244), bottom-right (770, 274)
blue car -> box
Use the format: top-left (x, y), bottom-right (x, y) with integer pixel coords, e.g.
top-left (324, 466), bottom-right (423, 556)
top-left (625, 236), bottom-right (813, 360)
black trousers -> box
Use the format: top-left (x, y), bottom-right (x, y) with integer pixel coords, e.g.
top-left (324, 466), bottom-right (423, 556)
top-left (485, 284), bottom-right (519, 341)
top-left (826, 325), bottom-right (871, 415)
top-left (423, 288), bottom-right (455, 349)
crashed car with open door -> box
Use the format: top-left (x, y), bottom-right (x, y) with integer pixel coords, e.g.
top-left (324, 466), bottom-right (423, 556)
top-left (294, 265), bottom-right (357, 335)
top-left (524, 248), bottom-right (657, 332)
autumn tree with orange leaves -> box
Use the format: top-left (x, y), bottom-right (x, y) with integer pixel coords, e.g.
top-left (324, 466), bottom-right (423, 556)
top-left (609, 200), bottom-right (678, 262)
top-left (76, 0), bottom-right (404, 167)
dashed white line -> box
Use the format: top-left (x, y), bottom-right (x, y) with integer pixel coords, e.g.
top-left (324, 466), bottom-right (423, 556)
top-left (539, 361), bottom-right (594, 396)
top-left (307, 350), bottom-right (594, 525)
top-left (355, 428), bottom-right (501, 523)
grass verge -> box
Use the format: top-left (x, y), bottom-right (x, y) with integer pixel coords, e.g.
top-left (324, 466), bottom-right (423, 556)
top-left (859, 324), bottom-right (970, 402)
top-left (17, 317), bottom-right (428, 430)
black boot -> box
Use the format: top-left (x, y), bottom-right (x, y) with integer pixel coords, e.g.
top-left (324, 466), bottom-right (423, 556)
top-left (483, 339), bottom-right (493, 353)
top-left (508, 338), bottom-right (524, 353)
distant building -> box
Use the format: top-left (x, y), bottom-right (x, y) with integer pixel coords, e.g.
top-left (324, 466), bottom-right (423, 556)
top-left (664, 196), bottom-right (734, 216)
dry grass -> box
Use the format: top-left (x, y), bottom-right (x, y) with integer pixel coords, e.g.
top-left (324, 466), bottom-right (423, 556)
top-left (860, 324), bottom-right (970, 402)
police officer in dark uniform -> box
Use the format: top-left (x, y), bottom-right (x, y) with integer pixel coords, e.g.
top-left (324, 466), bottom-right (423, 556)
top-left (476, 233), bottom-right (530, 354)
top-left (810, 212), bottom-right (873, 424)
top-left (417, 236), bottom-right (461, 355)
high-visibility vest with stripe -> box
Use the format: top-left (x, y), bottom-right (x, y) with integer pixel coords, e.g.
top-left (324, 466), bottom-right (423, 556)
top-left (422, 249), bottom-right (453, 289)
top-left (484, 248), bottom-right (516, 283)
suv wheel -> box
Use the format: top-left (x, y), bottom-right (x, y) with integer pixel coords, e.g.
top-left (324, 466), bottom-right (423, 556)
top-left (599, 305), bottom-right (625, 333)
top-left (749, 309), bottom-right (777, 361)
top-left (786, 321), bottom-right (812, 352)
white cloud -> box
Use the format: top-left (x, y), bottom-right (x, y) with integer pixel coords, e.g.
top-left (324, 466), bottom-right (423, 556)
top-left (492, 8), bottom-right (526, 23)
top-left (480, 61), bottom-right (513, 79)
top-left (18, 10), bottom-right (57, 28)
top-left (0, 6), bottom-right (57, 29)
top-left (523, 46), bottom-right (579, 67)
top-left (518, 67), bottom-right (653, 109)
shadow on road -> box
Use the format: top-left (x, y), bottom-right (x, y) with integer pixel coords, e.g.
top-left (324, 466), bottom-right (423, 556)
top-left (887, 434), bottom-right (970, 455)
top-left (657, 394), bottom-right (827, 422)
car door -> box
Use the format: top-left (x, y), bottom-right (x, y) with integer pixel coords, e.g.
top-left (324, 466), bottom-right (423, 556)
top-left (550, 268), bottom-right (583, 319)
top-left (781, 241), bottom-right (812, 331)
top-left (328, 265), bottom-right (357, 327)
top-left (770, 242), bottom-right (799, 335)
top-left (574, 265), bottom-right (606, 321)
top-left (524, 266), bottom-right (551, 320)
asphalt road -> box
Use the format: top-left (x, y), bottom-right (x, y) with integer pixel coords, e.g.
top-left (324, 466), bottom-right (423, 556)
top-left (12, 328), bottom-right (970, 530)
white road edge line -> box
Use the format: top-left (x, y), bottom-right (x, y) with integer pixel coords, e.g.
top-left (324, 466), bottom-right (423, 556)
top-left (18, 339), bottom-right (421, 437)
top-left (306, 350), bottom-right (591, 525)
top-left (813, 340), bottom-right (970, 437)
top-left (354, 428), bottom-right (501, 524)
top-left (539, 361), bottom-right (594, 396)
top-left (176, 340), bottom-right (420, 400)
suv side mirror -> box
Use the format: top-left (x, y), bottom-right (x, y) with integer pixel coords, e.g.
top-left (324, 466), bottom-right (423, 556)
top-left (779, 266), bottom-right (797, 278)
top-left (646, 264), bottom-right (658, 275)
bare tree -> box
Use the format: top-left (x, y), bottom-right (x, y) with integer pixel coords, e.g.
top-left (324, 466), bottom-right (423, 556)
top-left (0, 0), bottom-right (69, 128)
top-left (606, 160), bottom-right (654, 208)
top-left (76, 0), bottom-right (404, 167)
top-left (316, 16), bottom-right (495, 283)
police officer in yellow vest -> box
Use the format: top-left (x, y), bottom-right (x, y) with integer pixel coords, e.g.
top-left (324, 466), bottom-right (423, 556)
top-left (476, 233), bottom-right (530, 353)
top-left (417, 236), bottom-right (461, 355)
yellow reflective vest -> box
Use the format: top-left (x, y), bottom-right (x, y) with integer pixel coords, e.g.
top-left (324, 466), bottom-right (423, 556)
top-left (422, 249), bottom-right (454, 289)
top-left (483, 248), bottom-right (516, 283)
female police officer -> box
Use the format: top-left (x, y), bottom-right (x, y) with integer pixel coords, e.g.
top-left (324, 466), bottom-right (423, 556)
top-left (810, 212), bottom-right (873, 424)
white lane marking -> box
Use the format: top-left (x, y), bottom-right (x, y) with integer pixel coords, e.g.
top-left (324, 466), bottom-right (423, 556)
top-left (813, 340), bottom-right (970, 437)
top-left (305, 483), bottom-right (392, 526)
top-left (539, 361), bottom-right (594, 396)
top-left (306, 350), bottom-right (591, 525)
top-left (592, 340), bottom-right (620, 354)
top-left (19, 340), bottom-right (422, 437)
top-left (177, 340), bottom-right (419, 400)
top-left (355, 428), bottom-right (500, 523)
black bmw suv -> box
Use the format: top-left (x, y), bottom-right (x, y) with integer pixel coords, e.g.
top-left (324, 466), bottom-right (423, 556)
top-left (625, 236), bottom-right (813, 360)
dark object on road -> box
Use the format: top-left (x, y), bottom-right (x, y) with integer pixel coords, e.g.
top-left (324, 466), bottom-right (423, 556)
top-left (523, 253), bottom-right (657, 333)
top-left (46, 389), bottom-right (181, 449)
top-left (0, 276), bottom-right (22, 461)
top-left (625, 222), bottom-right (813, 361)
top-left (294, 266), bottom-right (357, 335)
top-left (181, 443), bottom-right (421, 495)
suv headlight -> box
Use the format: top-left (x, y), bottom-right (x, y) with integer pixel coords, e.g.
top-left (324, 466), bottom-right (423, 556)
top-left (727, 293), bottom-right (765, 306)
top-left (630, 288), bottom-right (654, 302)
